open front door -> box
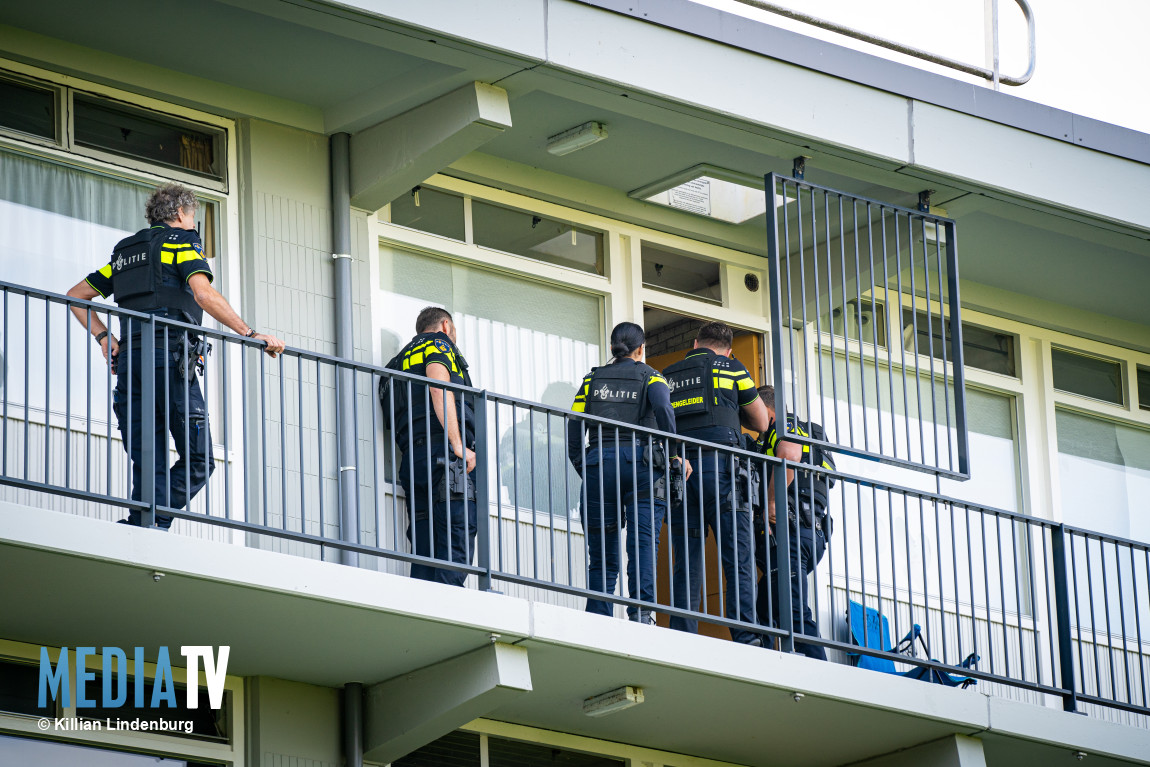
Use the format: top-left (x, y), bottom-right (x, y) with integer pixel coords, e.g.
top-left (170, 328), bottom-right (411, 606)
top-left (644, 312), bottom-right (764, 639)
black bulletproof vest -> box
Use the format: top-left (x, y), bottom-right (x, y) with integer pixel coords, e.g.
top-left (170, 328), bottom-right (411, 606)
top-left (110, 226), bottom-right (202, 324)
top-left (583, 361), bottom-right (656, 445)
top-left (662, 350), bottom-right (740, 439)
top-left (393, 332), bottom-right (475, 451)
top-left (760, 415), bottom-right (836, 508)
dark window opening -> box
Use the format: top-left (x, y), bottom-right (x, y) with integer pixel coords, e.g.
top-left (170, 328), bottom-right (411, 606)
top-left (0, 733), bottom-right (222, 767)
top-left (73, 95), bottom-right (223, 181)
top-left (79, 673), bottom-right (230, 743)
top-left (393, 729), bottom-right (480, 767)
top-left (0, 75), bottom-right (56, 140)
top-left (901, 310), bottom-right (1017, 377)
top-left (473, 201), bottom-right (604, 275)
top-left (488, 736), bottom-right (625, 766)
top-left (1139, 366), bottom-right (1150, 412)
top-left (389, 186), bottom-right (465, 241)
top-left (0, 659), bottom-right (56, 717)
top-left (1051, 348), bottom-right (1123, 405)
top-left (641, 242), bottom-right (721, 304)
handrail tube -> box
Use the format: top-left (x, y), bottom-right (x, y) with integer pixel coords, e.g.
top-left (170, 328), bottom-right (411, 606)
top-left (733, 0), bottom-right (1036, 86)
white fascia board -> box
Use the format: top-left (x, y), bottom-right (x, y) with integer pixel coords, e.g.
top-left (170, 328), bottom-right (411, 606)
top-left (911, 102), bottom-right (1150, 232)
top-left (543, 0), bottom-right (911, 165)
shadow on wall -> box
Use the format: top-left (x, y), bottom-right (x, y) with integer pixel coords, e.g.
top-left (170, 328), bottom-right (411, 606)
top-left (498, 381), bottom-right (581, 520)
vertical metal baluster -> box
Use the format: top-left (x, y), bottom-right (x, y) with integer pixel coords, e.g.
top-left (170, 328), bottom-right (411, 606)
top-left (884, 485), bottom-right (898, 653)
top-left (1112, 540), bottom-right (1132, 705)
top-left (1099, 538), bottom-right (1117, 700)
top-left (495, 402), bottom-right (504, 575)
top-left (260, 350), bottom-right (268, 527)
top-left (564, 412), bottom-right (573, 587)
top-left (183, 328), bottom-right (191, 521)
top-left (43, 301), bottom-right (50, 484)
top-left (891, 213), bottom-right (911, 462)
top-left (1023, 521), bottom-right (1043, 685)
top-left (298, 355), bottom-right (308, 533)
top-left (934, 226), bottom-right (955, 472)
top-left (949, 502), bottom-right (965, 673)
top-left (318, 359), bottom-right (326, 540)
top-left (24, 296), bottom-right (30, 480)
top-left (781, 183), bottom-right (799, 426)
top-left (126, 319), bottom-right (133, 505)
top-left (915, 497), bottom-right (930, 659)
top-left (406, 379), bottom-right (416, 570)
top-left (864, 203), bottom-right (883, 456)
top-left (793, 183), bottom-right (813, 429)
top-left (1084, 537), bottom-right (1103, 698)
top-left (222, 338), bottom-right (231, 519)
top-left (810, 187), bottom-right (829, 440)
top-left (851, 199), bottom-right (869, 452)
top-left (85, 306), bottom-right (92, 493)
top-left (835, 194), bottom-right (852, 448)
top-left (1009, 517), bottom-right (1026, 682)
top-left (279, 353), bottom-right (287, 531)
top-left (547, 409), bottom-right (556, 584)
top-left (1, 289), bottom-right (7, 479)
top-left (878, 209), bottom-right (898, 460)
top-left (513, 403), bottom-right (522, 575)
top-left (1069, 535), bottom-right (1086, 697)
top-left (978, 510), bottom-right (995, 676)
top-left (862, 481), bottom-right (875, 649)
top-left (65, 302), bottom-right (72, 489)
top-left (386, 369), bottom-right (398, 554)
top-left (964, 508), bottom-right (979, 667)
top-left (369, 364), bottom-right (380, 550)
top-left (900, 492), bottom-right (914, 658)
top-left (614, 425), bottom-right (623, 609)
top-left (1040, 524), bottom-right (1058, 691)
top-left (202, 330), bottom-right (212, 520)
top-left (458, 387), bottom-right (468, 583)
top-left (165, 330), bottom-right (173, 519)
top-left (140, 316), bottom-right (157, 529)
top-left (530, 408), bottom-right (539, 581)
top-left (242, 343), bottom-right (250, 525)
top-left (905, 216), bottom-right (926, 467)
top-left (430, 384), bottom-right (439, 572)
top-left (918, 216), bottom-right (941, 469)
top-left (995, 515), bottom-right (1011, 678)
top-left (352, 368), bottom-right (362, 548)
top-left (934, 499), bottom-right (949, 672)
top-left (1130, 545), bottom-right (1147, 708)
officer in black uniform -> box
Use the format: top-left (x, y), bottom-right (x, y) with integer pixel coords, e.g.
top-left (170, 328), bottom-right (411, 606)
top-left (388, 306), bottom-right (477, 586)
top-left (66, 183), bottom-right (285, 529)
top-left (753, 384), bottom-right (836, 660)
top-left (662, 322), bottom-right (769, 645)
top-left (567, 322), bottom-right (689, 622)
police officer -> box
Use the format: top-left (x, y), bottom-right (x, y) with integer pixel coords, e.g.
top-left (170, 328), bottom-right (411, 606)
top-left (390, 306), bottom-right (477, 586)
top-left (66, 183), bottom-right (285, 529)
top-left (663, 322), bottom-right (769, 645)
top-left (567, 322), bottom-right (688, 622)
top-left (754, 384), bottom-right (836, 660)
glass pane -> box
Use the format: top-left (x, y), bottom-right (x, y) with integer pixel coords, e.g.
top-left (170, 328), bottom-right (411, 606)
top-left (0, 77), bottom-right (55, 139)
top-left (488, 737), bottom-right (624, 766)
top-left (1057, 409), bottom-right (1150, 542)
top-left (393, 730), bottom-right (479, 767)
top-left (900, 310), bottom-right (1015, 377)
top-left (640, 242), bottom-right (721, 304)
top-left (472, 201), bottom-right (603, 275)
top-left (389, 186), bottom-right (465, 241)
top-left (73, 96), bottom-right (222, 180)
top-left (0, 149), bottom-right (152, 421)
top-left (1138, 366), bottom-right (1149, 412)
top-left (1051, 348), bottom-right (1123, 404)
top-left (0, 660), bottom-right (54, 716)
top-left (0, 734), bottom-right (221, 767)
top-left (378, 246), bottom-right (602, 517)
top-left (817, 300), bottom-right (888, 348)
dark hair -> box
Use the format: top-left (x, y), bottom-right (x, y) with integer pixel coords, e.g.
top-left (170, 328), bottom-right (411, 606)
top-left (609, 322), bottom-right (645, 361)
top-left (757, 384), bottom-right (776, 413)
top-left (416, 306), bottom-right (453, 334)
top-left (145, 183), bottom-right (197, 225)
top-left (696, 321), bottom-right (734, 351)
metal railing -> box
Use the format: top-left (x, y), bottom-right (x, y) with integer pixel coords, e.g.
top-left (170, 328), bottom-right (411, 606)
top-left (731, 0), bottom-right (1036, 88)
top-left (1, 278), bottom-right (1146, 719)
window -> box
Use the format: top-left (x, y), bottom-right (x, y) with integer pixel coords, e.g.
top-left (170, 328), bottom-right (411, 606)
top-left (901, 310), bottom-right (1017, 377)
top-left (393, 730), bottom-right (480, 767)
top-left (488, 736), bottom-right (624, 766)
top-left (819, 300), bottom-right (888, 348)
top-left (1051, 348), bottom-right (1123, 405)
top-left (1138, 366), bottom-right (1150, 412)
top-left (377, 246), bottom-right (602, 517)
top-left (389, 186), bottom-right (465, 241)
top-left (0, 74), bottom-right (56, 140)
top-left (0, 734), bottom-right (221, 767)
top-left (472, 201), bottom-right (604, 275)
top-left (0, 659), bottom-right (53, 716)
top-left (72, 94), bottom-right (225, 182)
top-left (80, 674), bottom-right (230, 742)
top-left (641, 242), bottom-right (721, 304)
top-left (1056, 409), bottom-right (1150, 542)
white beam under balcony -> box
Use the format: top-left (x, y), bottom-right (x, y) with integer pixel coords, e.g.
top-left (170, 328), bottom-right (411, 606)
top-left (349, 81), bottom-right (512, 211)
top-left (847, 734), bottom-right (987, 767)
top-left (362, 642), bottom-right (532, 764)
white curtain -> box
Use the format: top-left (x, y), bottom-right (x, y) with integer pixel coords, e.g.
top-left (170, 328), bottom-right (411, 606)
top-left (0, 149), bottom-right (150, 419)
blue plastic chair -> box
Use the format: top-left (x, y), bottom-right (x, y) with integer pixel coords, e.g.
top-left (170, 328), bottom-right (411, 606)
top-left (847, 600), bottom-right (979, 688)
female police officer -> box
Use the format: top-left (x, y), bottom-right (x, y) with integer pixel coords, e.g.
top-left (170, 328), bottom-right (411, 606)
top-left (566, 322), bottom-right (689, 623)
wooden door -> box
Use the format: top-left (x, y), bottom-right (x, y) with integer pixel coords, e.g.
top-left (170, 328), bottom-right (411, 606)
top-left (647, 333), bottom-right (763, 639)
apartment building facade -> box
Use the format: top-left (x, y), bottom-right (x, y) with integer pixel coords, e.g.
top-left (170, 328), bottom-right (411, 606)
top-left (1, 1), bottom-right (1148, 765)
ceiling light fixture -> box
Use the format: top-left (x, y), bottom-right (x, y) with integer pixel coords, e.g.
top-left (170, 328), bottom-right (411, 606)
top-left (546, 121), bottom-right (608, 156)
top-left (582, 685), bottom-right (644, 717)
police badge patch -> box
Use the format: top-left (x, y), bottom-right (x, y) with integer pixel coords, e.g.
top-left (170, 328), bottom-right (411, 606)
top-left (193, 242), bottom-right (203, 255)
top-left (433, 339), bottom-right (450, 353)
